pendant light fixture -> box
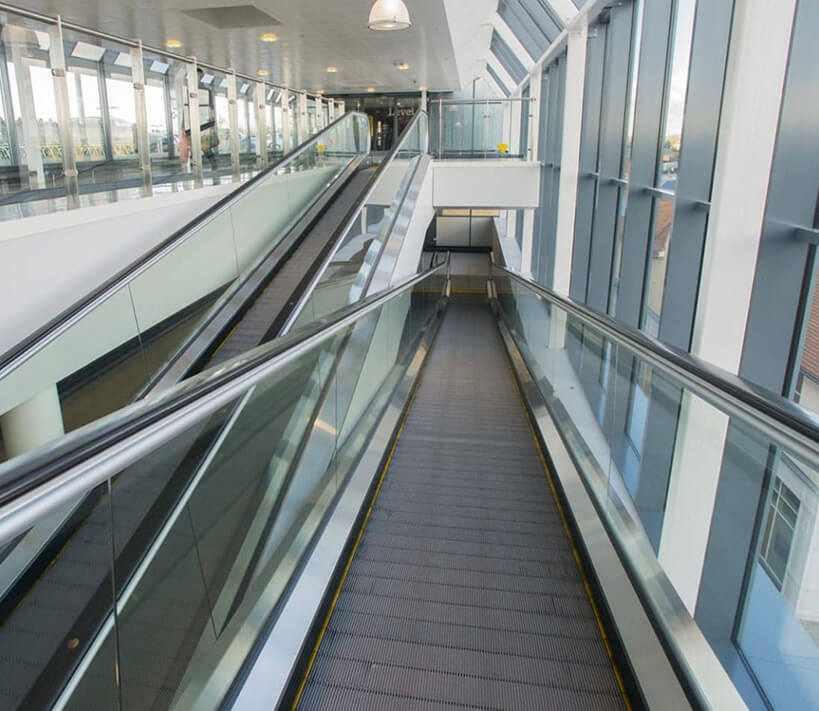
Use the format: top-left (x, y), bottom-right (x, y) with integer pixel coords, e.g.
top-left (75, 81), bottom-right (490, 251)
top-left (368, 0), bottom-right (412, 31)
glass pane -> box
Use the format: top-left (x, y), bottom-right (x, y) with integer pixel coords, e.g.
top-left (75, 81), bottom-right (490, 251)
top-left (142, 51), bottom-right (191, 188)
top-left (197, 69), bottom-right (229, 181)
top-left (55, 265), bottom-right (443, 710)
top-left (0, 483), bottom-right (118, 710)
top-left (644, 196), bottom-right (674, 337)
top-left (291, 115), bottom-right (425, 330)
top-left (491, 262), bottom-right (819, 711)
top-left (641, 0), bottom-right (697, 333)
top-left (0, 17), bottom-right (62, 213)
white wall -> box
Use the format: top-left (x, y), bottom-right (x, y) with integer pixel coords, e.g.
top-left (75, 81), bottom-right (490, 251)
top-left (433, 160), bottom-right (540, 208)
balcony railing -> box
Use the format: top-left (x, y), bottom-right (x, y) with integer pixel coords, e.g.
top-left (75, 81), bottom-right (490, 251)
top-left (0, 3), bottom-right (343, 219)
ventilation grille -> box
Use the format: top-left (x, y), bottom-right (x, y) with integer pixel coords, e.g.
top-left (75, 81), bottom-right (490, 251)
top-left (180, 5), bottom-right (281, 29)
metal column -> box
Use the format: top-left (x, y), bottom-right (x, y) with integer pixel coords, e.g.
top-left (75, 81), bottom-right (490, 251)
top-left (186, 57), bottom-right (203, 187)
top-left (255, 81), bottom-right (268, 169)
top-left (48, 17), bottom-right (79, 208)
top-left (297, 91), bottom-right (308, 145)
top-left (280, 88), bottom-right (291, 153)
top-left (131, 41), bottom-right (153, 196)
top-left (227, 71), bottom-right (241, 181)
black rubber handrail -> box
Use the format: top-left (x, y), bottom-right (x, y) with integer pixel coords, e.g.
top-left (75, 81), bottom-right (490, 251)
top-left (0, 111), bottom-right (369, 378)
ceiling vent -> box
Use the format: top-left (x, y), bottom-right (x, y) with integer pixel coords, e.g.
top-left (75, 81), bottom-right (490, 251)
top-left (180, 5), bottom-right (281, 29)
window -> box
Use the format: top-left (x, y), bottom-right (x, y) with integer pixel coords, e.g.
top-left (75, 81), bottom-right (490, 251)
top-left (497, 0), bottom-right (562, 62)
top-left (759, 476), bottom-right (800, 589)
top-left (641, 0), bottom-right (697, 336)
top-left (487, 64), bottom-right (510, 97)
top-left (491, 30), bottom-right (527, 86)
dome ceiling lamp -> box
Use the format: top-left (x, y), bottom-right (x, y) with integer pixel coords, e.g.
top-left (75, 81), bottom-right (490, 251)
top-left (368, 0), bottom-right (412, 31)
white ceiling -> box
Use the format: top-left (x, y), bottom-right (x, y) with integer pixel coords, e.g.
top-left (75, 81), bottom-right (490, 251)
top-left (8, 0), bottom-right (500, 93)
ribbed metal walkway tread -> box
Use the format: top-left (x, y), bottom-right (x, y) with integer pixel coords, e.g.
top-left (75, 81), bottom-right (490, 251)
top-left (297, 295), bottom-right (627, 710)
top-left (210, 170), bottom-right (373, 366)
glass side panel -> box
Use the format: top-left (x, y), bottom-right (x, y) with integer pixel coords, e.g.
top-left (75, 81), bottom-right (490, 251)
top-left (491, 265), bottom-right (819, 711)
top-left (435, 102), bottom-right (509, 158)
top-left (0, 112), bottom-right (370, 464)
top-left (290, 114), bottom-right (427, 332)
top-left (0, 264), bottom-right (444, 710)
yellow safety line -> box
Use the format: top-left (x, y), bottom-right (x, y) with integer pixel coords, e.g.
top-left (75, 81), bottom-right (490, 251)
top-left (502, 344), bottom-right (634, 711)
top-left (289, 348), bottom-right (429, 709)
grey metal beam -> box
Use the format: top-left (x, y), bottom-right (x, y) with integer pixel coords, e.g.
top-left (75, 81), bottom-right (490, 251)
top-left (658, 0), bottom-right (734, 350)
top-left (615, 0), bottom-right (673, 328)
top-left (569, 19), bottom-right (607, 302)
top-left (585, 3), bottom-right (634, 312)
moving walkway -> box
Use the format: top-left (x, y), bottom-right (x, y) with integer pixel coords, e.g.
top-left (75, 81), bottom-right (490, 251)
top-left (0, 108), bottom-right (815, 711)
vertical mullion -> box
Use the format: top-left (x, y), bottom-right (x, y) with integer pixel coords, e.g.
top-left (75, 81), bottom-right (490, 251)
top-left (617, 0), bottom-right (674, 327)
top-left (586, 2), bottom-right (635, 312)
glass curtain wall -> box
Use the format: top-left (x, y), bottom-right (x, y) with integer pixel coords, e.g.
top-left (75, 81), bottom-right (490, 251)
top-left (728, 4), bottom-right (819, 708)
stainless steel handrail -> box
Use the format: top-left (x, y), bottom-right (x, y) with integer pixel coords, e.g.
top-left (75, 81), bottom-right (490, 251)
top-left (491, 259), bottom-right (819, 468)
top-left (0, 2), bottom-right (325, 99)
top-left (0, 258), bottom-right (449, 543)
top-left (0, 111), bottom-right (369, 381)
top-left (281, 110), bottom-right (429, 334)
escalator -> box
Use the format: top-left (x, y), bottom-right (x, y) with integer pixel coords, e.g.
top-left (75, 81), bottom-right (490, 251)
top-left (0, 110), bottom-right (374, 454)
top-left (0, 111), bottom-right (432, 710)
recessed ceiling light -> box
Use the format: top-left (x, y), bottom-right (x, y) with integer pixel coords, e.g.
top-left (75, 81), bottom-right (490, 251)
top-left (396, 62), bottom-right (409, 71)
top-left (260, 32), bottom-right (278, 42)
top-left (165, 38), bottom-right (183, 49)
top-left (419, 85), bottom-right (428, 91)
top-left (258, 69), bottom-right (269, 76)
top-left (367, 87), bottom-right (376, 93)
top-left (368, 0), bottom-right (412, 31)
top-left (315, 89), bottom-right (325, 94)
top-left (326, 66), bottom-right (338, 73)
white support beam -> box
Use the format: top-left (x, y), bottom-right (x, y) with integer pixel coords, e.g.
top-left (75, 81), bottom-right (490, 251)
top-left (482, 68), bottom-right (506, 98)
top-left (548, 0), bottom-right (581, 25)
top-left (553, 22), bottom-right (587, 295)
